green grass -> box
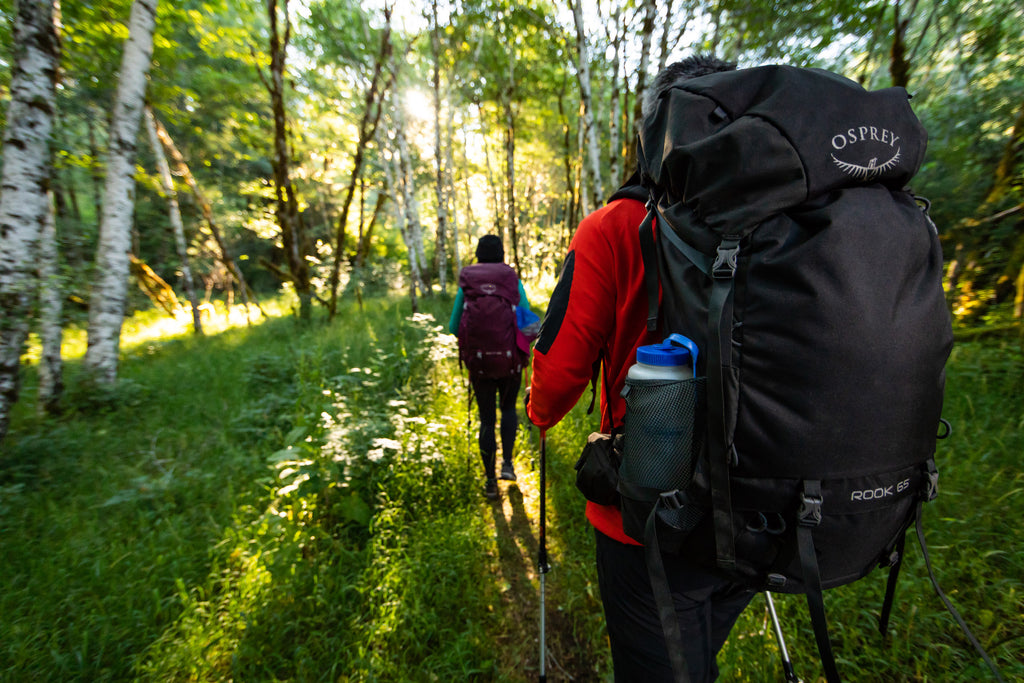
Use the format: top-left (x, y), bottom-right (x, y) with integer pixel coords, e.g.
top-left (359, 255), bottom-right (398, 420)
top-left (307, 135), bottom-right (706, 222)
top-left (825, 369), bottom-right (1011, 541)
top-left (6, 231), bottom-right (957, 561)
top-left (1, 298), bottom-right (1022, 682)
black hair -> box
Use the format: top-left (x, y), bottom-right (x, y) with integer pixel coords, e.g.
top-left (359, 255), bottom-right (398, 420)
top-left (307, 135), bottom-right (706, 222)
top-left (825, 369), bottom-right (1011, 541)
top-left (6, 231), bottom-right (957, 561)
top-left (642, 53), bottom-right (737, 122)
top-left (475, 234), bottom-right (504, 263)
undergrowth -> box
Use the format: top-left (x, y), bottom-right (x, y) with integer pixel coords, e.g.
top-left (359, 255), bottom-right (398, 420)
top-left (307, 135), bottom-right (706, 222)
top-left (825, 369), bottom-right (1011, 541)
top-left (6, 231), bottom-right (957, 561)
top-left (1, 296), bottom-right (1021, 682)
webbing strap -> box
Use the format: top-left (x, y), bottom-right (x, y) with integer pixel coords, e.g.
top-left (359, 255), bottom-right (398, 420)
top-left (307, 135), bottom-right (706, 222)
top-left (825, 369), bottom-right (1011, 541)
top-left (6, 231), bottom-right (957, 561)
top-left (644, 503), bottom-right (692, 683)
top-left (915, 508), bottom-right (1007, 682)
top-left (707, 238), bottom-right (740, 569)
top-left (878, 531), bottom-right (907, 636)
top-left (639, 204), bottom-right (660, 332)
top-left (796, 480), bottom-right (842, 683)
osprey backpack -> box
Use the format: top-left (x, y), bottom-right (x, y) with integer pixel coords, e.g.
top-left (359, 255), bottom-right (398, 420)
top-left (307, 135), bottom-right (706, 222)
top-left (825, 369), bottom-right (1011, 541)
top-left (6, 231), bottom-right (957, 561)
top-left (457, 262), bottom-right (523, 380)
top-left (614, 65), bottom-right (999, 682)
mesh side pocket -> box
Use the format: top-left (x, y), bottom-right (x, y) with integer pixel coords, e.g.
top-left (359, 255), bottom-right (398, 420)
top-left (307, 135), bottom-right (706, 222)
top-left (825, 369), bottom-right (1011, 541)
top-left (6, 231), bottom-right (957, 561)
top-left (618, 377), bottom-right (706, 542)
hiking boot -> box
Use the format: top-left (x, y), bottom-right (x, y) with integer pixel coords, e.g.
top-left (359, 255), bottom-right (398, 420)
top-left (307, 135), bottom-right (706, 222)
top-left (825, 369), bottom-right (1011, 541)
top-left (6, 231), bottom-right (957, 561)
top-left (484, 478), bottom-right (499, 500)
top-left (500, 462), bottom-right (517, 482)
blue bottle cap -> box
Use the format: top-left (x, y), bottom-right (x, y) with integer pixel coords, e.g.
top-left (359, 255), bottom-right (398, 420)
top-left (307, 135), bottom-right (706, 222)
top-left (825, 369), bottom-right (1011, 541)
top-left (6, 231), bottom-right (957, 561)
top-left (636, 343), bottom-right (691, 366)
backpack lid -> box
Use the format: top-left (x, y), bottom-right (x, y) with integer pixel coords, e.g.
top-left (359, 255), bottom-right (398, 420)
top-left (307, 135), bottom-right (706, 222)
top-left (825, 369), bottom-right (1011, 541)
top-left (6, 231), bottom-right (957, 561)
top-left (639, 65), bottom-right (928, 237)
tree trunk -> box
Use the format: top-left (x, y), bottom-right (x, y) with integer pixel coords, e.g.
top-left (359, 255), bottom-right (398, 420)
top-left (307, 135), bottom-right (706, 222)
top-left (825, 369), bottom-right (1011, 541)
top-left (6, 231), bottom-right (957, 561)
top-left (265, 0), bottom-right (311, 320)
top-left (623, 0), bottom-right (656, 176)
top-left (37, 191), bottom-right (64, 416)
top-left (85, 0), bottom-right (158, 385)
top-left (389, 71), bottom-right (429, 302)
top-left (144, 106), bottom-right (202, 335)
top-left (430, 0), bottom-right (449, 295)
top-left (148, 110), bottom-right (261, 321)
top-left (327, 9), bottom-right (393, 317)
top-left (0, 0), bottom-right (60, 438)
top-left (557, 76), bottom-right (578, 251)
top-left (889, 0), bottom-right (913, 88)
top-left (446, 100), bottom-right (463, 274)
top-left (571, 0), bottom-right (604, 213)
top-left (607, 1), bottom-right (623, 187)
top-left (656, 0), bottom-right (676, 73)
top-left (479, 103), bottom-right (503, 242)
top-left (504, 47), bottom-right (521, 274)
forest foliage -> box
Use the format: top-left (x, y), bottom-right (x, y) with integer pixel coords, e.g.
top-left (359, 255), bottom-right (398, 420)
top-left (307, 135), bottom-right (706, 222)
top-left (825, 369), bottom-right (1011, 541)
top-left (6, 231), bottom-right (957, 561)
top-left (1, 0), bottom-right (1023, 680)
top-left (1, 0), bottom-right (1023, 339)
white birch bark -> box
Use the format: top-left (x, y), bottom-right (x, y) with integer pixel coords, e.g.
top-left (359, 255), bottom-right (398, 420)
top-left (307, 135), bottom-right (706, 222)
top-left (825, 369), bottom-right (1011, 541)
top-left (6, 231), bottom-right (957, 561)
top-left (37, 191), bottom-right (63, 415)
top-left (144, 106), bottom-right (203, 335)
top-left (84, 0), bottom-right (158, 384)
top-left (503, 44), bottom-right (520, 272)
top-left (607, 1), bottom-right (623, 186)
top-left (571, 0), bottom-right (604, 211)
top-left (430, 0), bottom-right (448, 294)
top-left (0, 0), bottom-right (60, 440)
top-left (577, 106), bottom-right (589, 213)
top-left (446, 103), bottom-right (462, 274)
top-left (390, 91), bottom-right (428, 300)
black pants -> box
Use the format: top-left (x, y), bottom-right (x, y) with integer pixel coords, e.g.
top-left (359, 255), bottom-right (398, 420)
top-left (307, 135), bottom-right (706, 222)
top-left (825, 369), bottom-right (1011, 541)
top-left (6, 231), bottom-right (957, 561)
top-left (472, 372), bottom-right (521, 480)
top-left (595, 529), bottom-right (754, 682)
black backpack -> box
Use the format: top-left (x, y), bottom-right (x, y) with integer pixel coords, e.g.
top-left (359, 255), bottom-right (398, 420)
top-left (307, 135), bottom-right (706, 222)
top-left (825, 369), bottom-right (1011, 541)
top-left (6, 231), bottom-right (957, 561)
top-left (615, 65), bottom-right (1000, 682)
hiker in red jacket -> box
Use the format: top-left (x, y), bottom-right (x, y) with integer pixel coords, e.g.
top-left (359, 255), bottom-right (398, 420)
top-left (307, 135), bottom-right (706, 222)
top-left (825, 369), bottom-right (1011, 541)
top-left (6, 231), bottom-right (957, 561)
top-left (528, 55), bottom-right (754, 682)
top-left (451, 235), bottom-right (533, 500)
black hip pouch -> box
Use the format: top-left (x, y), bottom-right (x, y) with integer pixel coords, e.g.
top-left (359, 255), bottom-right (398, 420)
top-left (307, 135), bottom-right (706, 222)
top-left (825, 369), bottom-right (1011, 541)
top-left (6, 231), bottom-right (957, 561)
top-left (574, 431), bottom-right (623, 506)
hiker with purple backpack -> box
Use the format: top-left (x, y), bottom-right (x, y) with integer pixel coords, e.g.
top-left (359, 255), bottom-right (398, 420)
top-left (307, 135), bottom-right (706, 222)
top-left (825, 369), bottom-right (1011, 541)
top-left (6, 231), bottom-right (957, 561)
top-left (450, 235), bottom-right (535, 500)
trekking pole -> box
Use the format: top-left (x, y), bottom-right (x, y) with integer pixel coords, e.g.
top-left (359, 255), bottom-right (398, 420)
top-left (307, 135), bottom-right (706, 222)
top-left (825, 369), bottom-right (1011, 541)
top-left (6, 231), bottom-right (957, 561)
top-left (465, 378), bottom-right (475, 474)
top-left (765, 592), bottom-right (800, 683)
top-left (538, 430), bottom-right (550, 682)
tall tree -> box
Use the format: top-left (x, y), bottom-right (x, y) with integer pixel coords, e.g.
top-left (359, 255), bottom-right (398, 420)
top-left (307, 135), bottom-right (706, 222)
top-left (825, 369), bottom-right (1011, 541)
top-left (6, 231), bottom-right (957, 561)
top-left (325, 6), bottom-right (393, 317)
top-left (570, 0), bottom-right (604, 213)
top-left (430, 0), bottom-right (450, 295)
top-left (84, 0), bottom-right (158, 385)
top-left (263, 0), bottom-right (313, 320)
top-left (623, 0), bottom-right (656, 176)
top-left (37, 191), bottom-right (64, 415)
top-left (144, 105), bottom-right (202, 335)
top-left (147, 110), bottom-right (260, 321)
top-left (0, 0), bottom-right (60, 440)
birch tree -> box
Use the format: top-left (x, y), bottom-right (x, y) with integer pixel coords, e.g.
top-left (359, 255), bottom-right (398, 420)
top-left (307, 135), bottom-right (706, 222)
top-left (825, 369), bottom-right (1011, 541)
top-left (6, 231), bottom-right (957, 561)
top-left (430, 0), bottom-right (449, 294)
top-left (0, 0), bottom-right (60, 440)
top-left (144, 106), bottom-right (202, 335)
top-left (623, 0), bottom-right (657, 175)
top-left (326, 8), bottom-right (393, 317)
top-left (570, 0), bottom-right (604, 213)
top-left (84, 0), bottom-right (158, 385)
top-left (147, 110), bottom-right (260, 321)
top-left (37, 191), bottom-right (64, 416)
top-left (604, 0), bottom-right (624, 186)
top-left (387, 49), bottom-right (429, 306)
top-left (503, 44), bottom-right (520, 273)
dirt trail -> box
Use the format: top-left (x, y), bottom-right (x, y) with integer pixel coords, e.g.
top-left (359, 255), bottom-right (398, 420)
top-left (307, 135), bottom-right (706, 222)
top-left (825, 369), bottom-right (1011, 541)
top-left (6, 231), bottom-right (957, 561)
top-left (484, 466), bottom-right (602, 682)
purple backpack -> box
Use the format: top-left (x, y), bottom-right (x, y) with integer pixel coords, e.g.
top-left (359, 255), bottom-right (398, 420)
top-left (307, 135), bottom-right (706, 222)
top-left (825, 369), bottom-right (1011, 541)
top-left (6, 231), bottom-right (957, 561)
top-left (457, 263), bottom-right (523, 379)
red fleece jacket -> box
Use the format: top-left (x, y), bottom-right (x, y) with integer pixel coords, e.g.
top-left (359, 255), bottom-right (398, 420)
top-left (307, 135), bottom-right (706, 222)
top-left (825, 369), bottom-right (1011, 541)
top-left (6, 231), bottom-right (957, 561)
top-left (528, 196), bottom-right (661, 545)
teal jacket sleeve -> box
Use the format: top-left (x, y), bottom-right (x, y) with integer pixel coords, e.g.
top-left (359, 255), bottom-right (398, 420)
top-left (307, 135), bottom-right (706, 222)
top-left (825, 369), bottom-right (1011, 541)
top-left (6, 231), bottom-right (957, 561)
top-left (449, 287), bottom-right (465, 334)
top-left (517, 281), bottom-right (531, 312)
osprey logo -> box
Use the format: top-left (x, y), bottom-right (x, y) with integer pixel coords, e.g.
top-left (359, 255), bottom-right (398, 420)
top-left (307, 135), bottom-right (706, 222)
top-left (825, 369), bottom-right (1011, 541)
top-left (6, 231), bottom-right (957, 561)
top-left (830, 125), bottom-right (902, 180)
top-left (480, 283), bottom-right (498, 295)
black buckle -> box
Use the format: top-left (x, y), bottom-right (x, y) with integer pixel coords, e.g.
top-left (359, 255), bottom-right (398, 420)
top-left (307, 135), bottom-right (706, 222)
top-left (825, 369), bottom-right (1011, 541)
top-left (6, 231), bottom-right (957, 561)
top-left (798, 493), bottom-right (823, 527)
top-left (925, 467), bottom-right (939, 502)
top-left (712, 242), bottom-right (740, 279)
top-left (659, 489), bottom-right (685, 510)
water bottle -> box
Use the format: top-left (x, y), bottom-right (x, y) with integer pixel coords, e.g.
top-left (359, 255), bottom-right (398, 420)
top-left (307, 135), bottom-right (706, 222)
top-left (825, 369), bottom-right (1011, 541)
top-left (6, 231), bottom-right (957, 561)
top-left (619, 333), bottom-right (704, 542)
